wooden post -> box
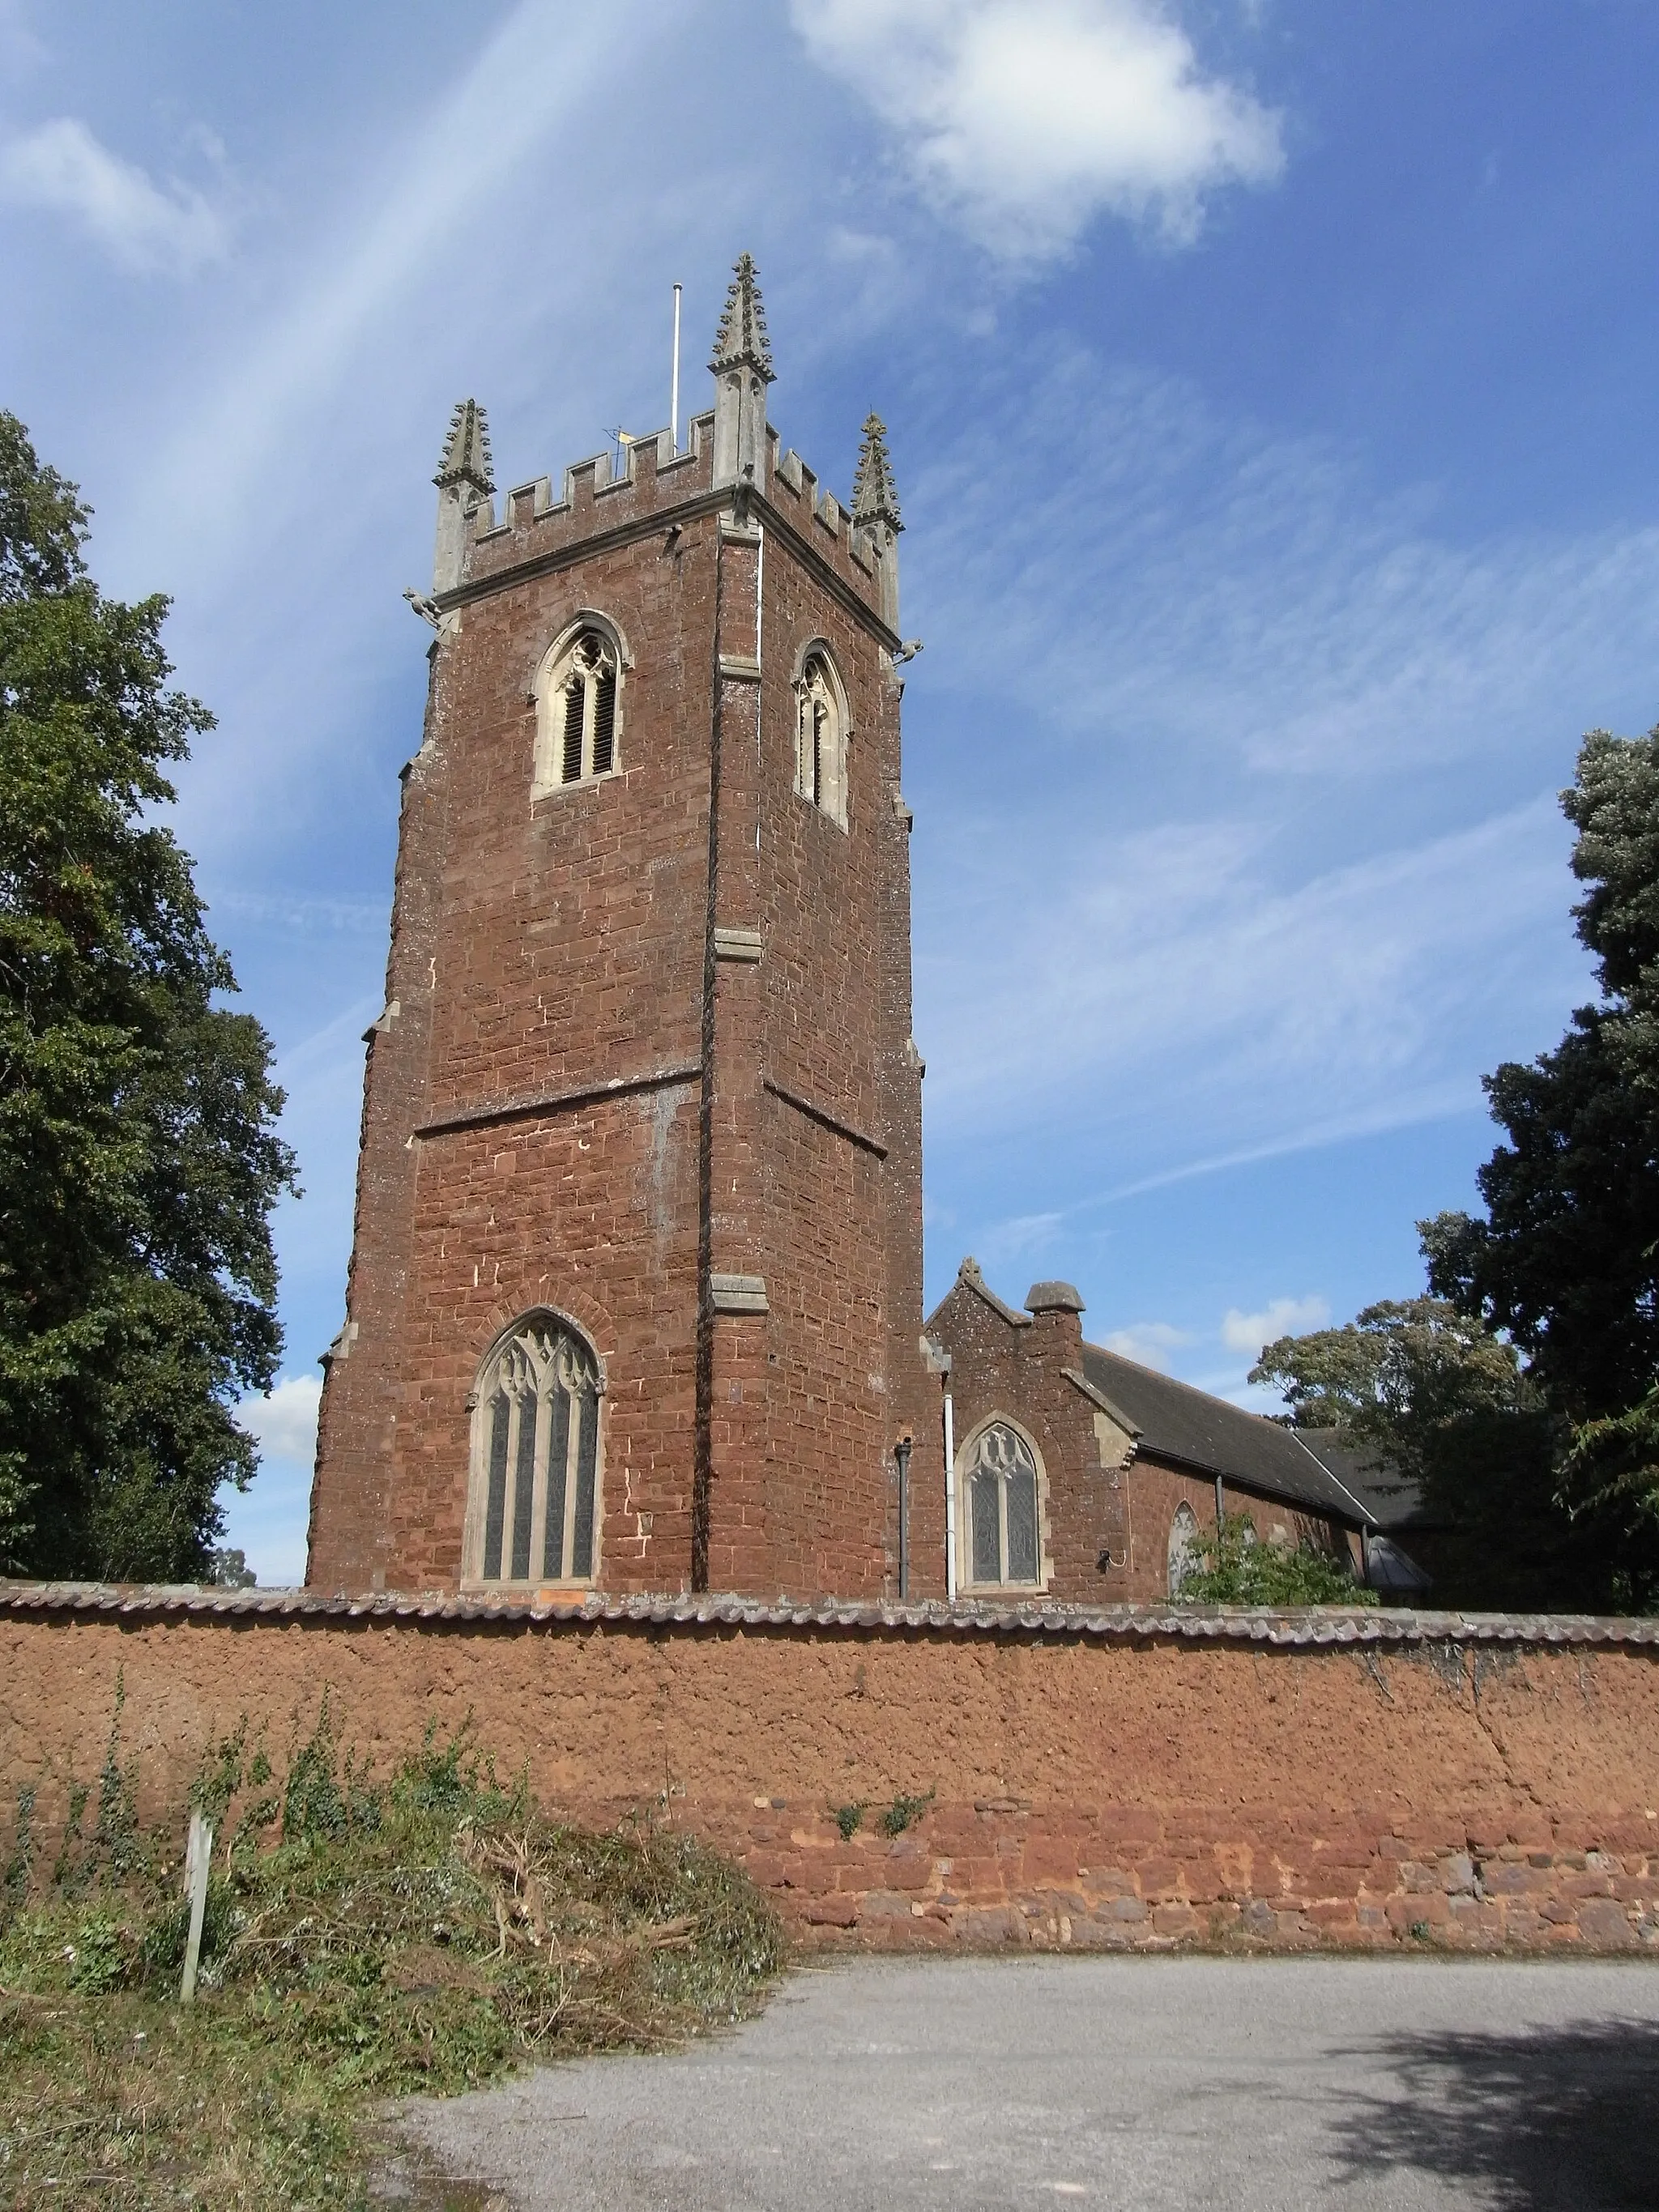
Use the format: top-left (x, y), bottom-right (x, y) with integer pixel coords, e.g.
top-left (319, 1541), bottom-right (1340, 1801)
top-left (180, 1809), bottom-right (213, 2005)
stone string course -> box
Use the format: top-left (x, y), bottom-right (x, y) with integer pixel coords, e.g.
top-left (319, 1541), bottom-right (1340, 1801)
top-left (2, 1585), bottom-right (1657, 1956)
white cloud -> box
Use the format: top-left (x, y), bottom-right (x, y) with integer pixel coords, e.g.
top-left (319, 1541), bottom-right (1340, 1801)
top-left (791, 0), bottom-right (1284, 258)
top-left (1220, 1294), bottom-right (1329, 1358)
top-left (0, 117), bottom-right (229, 273)
top-left (237, 1374), bottom-right (322, 1467)
top-left (1101, 1320), bottom-right (1191, 1371)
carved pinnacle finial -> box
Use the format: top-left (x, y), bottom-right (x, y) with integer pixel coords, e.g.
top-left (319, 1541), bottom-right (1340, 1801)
top-left (710, 253), bottom-right (775, 382)
top-left (851, 412), bottom-right (902, 532)
top-left (434, 399), bottom-right (494, 496)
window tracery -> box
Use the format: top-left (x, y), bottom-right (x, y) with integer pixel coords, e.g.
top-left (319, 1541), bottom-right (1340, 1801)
top-left (535, 625), bottom-right (621, 794)
top-left (467, 1313), bottom-right (602, 1584)
top-left (960, 1420), bottom-right (1043, 1589)
top-left (794, 650), bottom-right (847, 825)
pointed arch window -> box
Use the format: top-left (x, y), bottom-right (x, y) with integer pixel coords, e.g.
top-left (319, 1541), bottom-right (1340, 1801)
top-left (794, 650), bottom-right (847, 826)
top-left (1167, 1502), bottom-right (1200, 1597)
top-left (958, 1420), bottom-right (1045, 1591)
top-left (535, 625), bottom-right (621, 795)
top-left (466, 1313), bottom-right (603, 1585)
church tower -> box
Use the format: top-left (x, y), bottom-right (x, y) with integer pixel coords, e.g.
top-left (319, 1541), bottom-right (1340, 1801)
top-left (306, 258), bottom-right (936, 1601)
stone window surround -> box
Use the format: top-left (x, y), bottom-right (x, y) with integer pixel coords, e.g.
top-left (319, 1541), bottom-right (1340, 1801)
top-left (1167, 1499), bottom-right (1201, 1598)
top-left (461, 1307), bottom-right (608, 1592)
top-left (791, 637), bottom-right (850, 831)
top-left (531, 611), bottom-right (633, 799)
top-left (953, 1412), bottom-right (1053, 1596)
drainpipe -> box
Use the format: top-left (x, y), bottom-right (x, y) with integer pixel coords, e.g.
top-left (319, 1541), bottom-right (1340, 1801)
top-left (895, 1436), bottom-right (912, 1600)
top-left (1213, 1473), bottom-right (1225, 1535)
top-left (943, 1386), bottom-right (957, 1602)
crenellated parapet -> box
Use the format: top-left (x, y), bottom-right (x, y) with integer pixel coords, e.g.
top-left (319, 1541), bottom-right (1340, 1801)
top-left (429, 255), bottom-right (902, 640)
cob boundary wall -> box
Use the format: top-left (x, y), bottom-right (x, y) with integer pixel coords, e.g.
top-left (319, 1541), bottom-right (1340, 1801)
top-left (3, 1584), bottom-right (1658, 1954)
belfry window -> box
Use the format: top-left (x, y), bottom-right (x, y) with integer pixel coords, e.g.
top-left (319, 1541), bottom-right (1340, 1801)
top-left (960, 1421), bottom-right (1043, 1589)
top-left (467, 1314), bottom-right (602, 1584)
top-left (794, 651), bottom-right (847, 825)
top-left (536, 626), bottom-right (621, 794)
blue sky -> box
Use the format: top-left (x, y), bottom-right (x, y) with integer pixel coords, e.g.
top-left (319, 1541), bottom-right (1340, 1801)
top-left (6, 0), bottom-right (1658, 1581)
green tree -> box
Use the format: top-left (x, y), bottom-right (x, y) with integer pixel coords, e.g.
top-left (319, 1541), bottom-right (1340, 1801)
top-left (1173, 1511), bottom-right (1360, 1605)
top-left (0, 413), bottom-right (296, 1580)
top-left (1422, 725), bottom-right (1659, 1608)
top-left (1247, 1299), bottom-right (1581, 1611)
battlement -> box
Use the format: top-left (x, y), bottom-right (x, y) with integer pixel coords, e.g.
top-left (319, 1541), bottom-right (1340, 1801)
top-left (445, 410), bottom-right (894, 633)
top-left (433, 253), bottom-right (902, 636)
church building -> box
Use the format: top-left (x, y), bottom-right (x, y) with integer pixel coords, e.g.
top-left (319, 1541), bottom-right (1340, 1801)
top-left (306, 258), bottom-right (1418, 1609)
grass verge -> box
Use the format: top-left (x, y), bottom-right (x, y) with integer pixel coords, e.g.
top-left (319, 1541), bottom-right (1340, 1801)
top-left (0, 1699), bottom-right (781, 2208)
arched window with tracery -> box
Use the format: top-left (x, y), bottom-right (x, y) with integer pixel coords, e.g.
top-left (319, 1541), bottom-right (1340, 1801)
top-left (794, 650), bottom-right (847, 825)
top-left (959, 1420), bottom-right (1044, 1590)
top-left (466, 1312), bottom-right (603, 1585)
top-left (1167, 1501), bottom-right (1200, 1597)
top-left (535, 624), bottom-right (621, 795)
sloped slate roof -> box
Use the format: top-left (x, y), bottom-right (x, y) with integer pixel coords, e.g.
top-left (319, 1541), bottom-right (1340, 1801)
top-left (1295, 1427), bottom-right (1436, 1532)
top-left (1078, 1344), bottom-right (1378, 1526)
top-left (1, 1579), bottom-right (1655, 1647)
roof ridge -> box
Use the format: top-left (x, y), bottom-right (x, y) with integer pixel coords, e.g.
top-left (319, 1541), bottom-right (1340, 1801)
top-left (1083, 1338), bottom-right (1273, 1416)
top-left (1286, 1427), bottom-right (1379, 1527)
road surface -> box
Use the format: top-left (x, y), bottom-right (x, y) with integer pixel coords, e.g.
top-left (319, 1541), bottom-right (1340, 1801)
top-left (387, 1954), bottom-right (1659, 2210)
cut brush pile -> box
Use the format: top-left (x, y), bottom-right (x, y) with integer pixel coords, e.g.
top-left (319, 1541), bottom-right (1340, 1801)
top-left (0, 1693), bottom-right (781, 2209)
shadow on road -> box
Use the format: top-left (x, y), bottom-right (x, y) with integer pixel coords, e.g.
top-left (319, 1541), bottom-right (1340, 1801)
top-left (1328, 2014), bottom-right (1659, 2210)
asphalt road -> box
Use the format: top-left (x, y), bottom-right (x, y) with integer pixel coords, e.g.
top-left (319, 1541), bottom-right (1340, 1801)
top-left (389, 1955), bottom-right (1659, 2210)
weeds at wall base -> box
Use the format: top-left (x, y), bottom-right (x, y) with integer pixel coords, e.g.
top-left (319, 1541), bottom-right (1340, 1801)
top-left (0, 1698), bottom-right (782, 2209)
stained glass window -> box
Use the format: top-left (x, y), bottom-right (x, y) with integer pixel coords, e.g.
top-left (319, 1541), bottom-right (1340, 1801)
top-left (962, 1422), bottom-right (1042, 1588)
top-left (472, 1315), bottom-right (602, 1584)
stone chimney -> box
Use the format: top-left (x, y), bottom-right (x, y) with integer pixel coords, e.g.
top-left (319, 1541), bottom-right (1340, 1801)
top-left (1025, 1280), bottom-right (1085, 1355)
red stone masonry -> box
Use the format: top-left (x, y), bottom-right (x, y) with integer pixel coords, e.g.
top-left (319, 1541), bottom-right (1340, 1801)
top-left (5, 1586), bottom-right (1658, 1957)
top-left (308, 364), bottom-right (932, 1601)
top-left (925, 1268), bottom-right (1366, 1605)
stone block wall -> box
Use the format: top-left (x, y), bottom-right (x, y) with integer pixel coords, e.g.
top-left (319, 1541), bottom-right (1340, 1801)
top-left (3, 1588), bottom-right (1657, 1955)
top-left (308, 386), bottom-right (932, 1604)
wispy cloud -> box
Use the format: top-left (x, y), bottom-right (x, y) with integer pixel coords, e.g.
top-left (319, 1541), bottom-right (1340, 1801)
top-left (0, 117), bottom-right (230, 273)
top-left (206, 889), bottom-right (390, 939)
top-left (791, 0), bottom-right (1284, 258)
top-left (1100, 1320), bottom-right (1191, 1371)
top-left (976, 1208), bottom-right (1066, 1269)
top-left (1220, 1294), bottom-right (1329, 1359)
top-left (919, 795), bottom-right (1581, 1170)
top-left (135, 0), bottom-right (673, 580)
top-left (910, 352), bottom-right (1659, 782)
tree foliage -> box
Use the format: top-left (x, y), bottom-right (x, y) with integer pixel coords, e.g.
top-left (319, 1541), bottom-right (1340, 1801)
top-left (1173, 1511), bottom-right (1361, 1606)
top-left (1421, 726), bottom-right (1659, 1606)
top-left (1249, 1297), bottom-right (1533, 1461)
top-left (0, 412), bottom-right (296, 1579)
top-left (1247, 1299), bottom-right (1586, 1611)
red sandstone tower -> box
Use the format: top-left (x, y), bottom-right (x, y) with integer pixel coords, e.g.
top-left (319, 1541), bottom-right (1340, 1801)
top-left (306, 258), bottom-right (936, 1600)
